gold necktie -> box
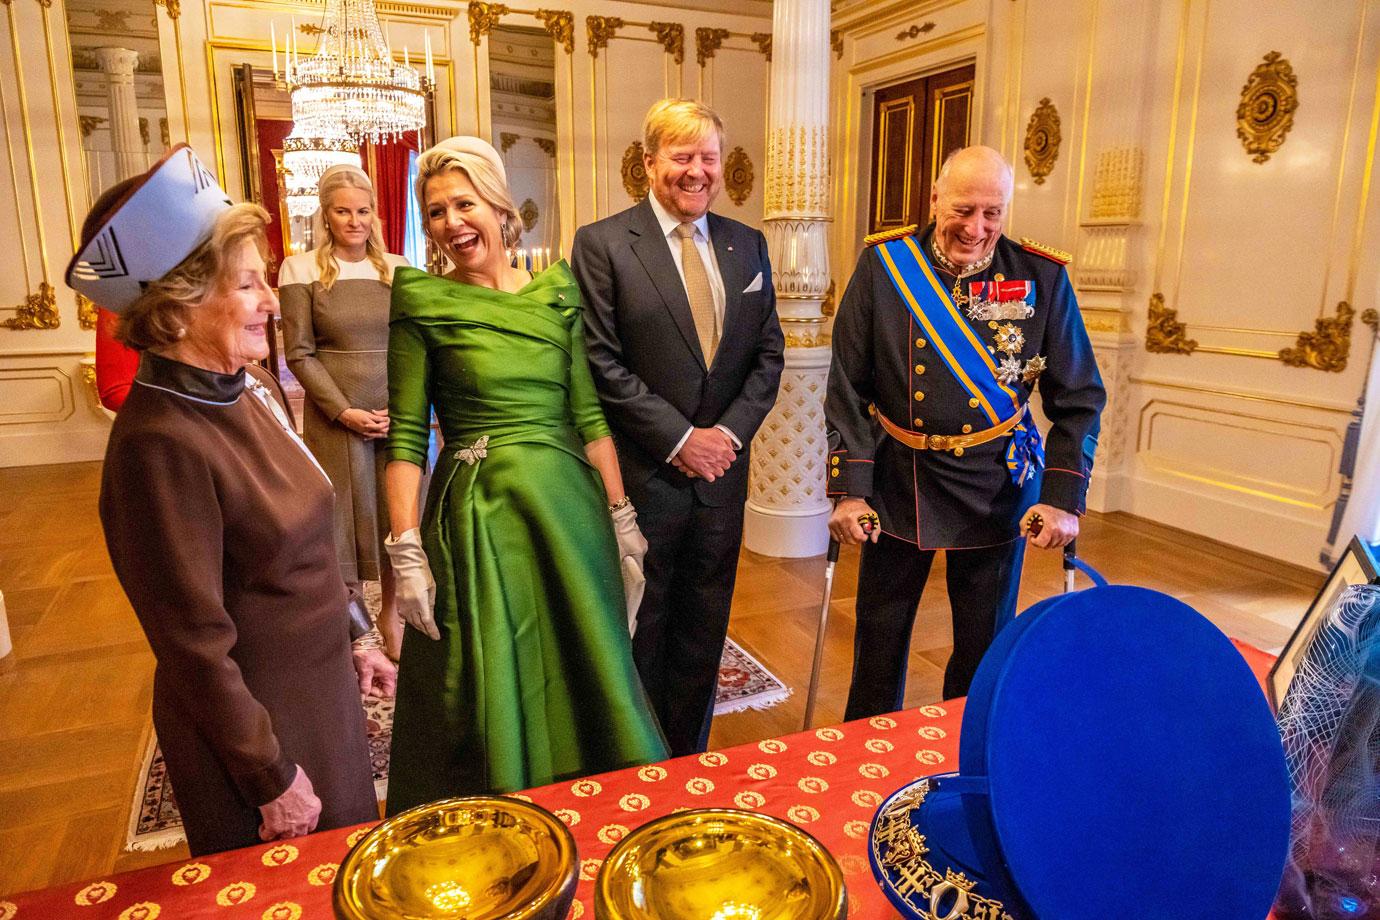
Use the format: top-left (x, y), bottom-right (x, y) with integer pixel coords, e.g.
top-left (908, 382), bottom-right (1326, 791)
top-left (674, 221), bottom-right (719, 364)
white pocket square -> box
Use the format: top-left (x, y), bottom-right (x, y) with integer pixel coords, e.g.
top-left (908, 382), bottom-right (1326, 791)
top-left (743, 272), bottom-right (764, 294)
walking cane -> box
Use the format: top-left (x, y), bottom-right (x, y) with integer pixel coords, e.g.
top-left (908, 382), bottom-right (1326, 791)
top-left (802, 538), bottom-right (840, 731)
top-left (1063, 540), bottom-right (1078, 594)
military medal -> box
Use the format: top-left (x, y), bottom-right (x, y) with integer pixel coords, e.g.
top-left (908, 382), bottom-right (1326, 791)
top-left (994, 322), bottom-right (1025, 355)
top-left (996, 355), bottom-right (1024, 385)
top-left (929, 240), bottom-right (993, 308)
top-left (1022, 354), bottom-right (1047, 384)
top-left (966, 279), bottom-right (1036, 321)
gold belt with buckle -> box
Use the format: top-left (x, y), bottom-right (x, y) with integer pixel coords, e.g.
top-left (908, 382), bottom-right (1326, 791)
top-left (876, 406), bottom-right (1024, 452)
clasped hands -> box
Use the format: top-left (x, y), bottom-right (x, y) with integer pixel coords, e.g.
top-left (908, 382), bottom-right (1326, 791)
top-left (338, 407), bottom-right (389, 440)
top-left (672, 427), bottom-right (737, 481)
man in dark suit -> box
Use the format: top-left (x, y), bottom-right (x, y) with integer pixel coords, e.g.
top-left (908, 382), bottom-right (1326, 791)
top-left (572, 99), bottom-right (784, 755)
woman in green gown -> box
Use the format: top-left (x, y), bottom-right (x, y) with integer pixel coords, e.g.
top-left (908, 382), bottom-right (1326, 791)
top-left (382, 137), bottom-right (668, 813)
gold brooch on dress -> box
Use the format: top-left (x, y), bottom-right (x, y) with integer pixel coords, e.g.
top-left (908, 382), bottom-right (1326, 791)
top-left (454, 435), bottom-right (490, 466)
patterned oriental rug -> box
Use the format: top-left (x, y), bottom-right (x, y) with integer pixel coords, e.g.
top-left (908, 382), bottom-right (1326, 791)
top-left (125, 638), bottom-right (789, 852)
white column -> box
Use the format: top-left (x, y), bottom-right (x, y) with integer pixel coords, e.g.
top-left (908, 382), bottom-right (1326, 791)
top-left (94, 47), bottom-right (143, 182)
top-left (743, 0), bottom-right (832, 558)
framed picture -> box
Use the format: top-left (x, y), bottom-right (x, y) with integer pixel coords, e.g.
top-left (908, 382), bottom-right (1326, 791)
top-left (1268, 536), bottom-right (1380, 710)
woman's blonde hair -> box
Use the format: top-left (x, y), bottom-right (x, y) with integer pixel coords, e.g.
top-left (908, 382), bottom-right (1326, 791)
top-left (117, 203), bottom-right (270, 351)
top-left (413, 146), bottom-right (523, 250)
top-left (642, 98), bottom-right (725, 159)
top-left (314, 164), bottom-right (391, 289)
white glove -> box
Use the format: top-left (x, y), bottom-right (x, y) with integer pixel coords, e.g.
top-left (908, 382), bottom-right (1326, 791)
top-left (383, 528), bottom-right (438, 640)
top-left (610, 502), bottom-right (648, 635)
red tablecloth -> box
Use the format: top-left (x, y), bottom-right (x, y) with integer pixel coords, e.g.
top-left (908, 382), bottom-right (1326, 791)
top-left (1, 643), bottom-right (1276, 920)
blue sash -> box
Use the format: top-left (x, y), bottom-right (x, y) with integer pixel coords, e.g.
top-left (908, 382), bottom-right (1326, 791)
top-left (874, 237), bottom-right (1044, 485)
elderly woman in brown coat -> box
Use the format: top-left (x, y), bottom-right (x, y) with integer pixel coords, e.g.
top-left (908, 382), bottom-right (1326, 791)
top-left (67, 145), bottom-right (395, 855)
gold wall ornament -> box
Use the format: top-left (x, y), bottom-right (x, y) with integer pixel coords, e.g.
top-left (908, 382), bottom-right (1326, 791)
top-left (1236, 51), bottom-right (1298, 164)
top-left (159, 117), bottom-right (169, 148)
top-left (139, 117), bottom-right (150, 148)
top-left (77, 293), bottom-right (98, 330)
top-left (785, 329), bottom-right (831, 348)
top-left (1144, 292), bottom-right (1197, 354)
top-left (1023, 97), bottom-right (1061, 185)
top-left (468, 2), bottom-right (508, 46)
top-left (519, 198), bottom-right (538, 231)
top-left (895, 22), bottom-right (935, 41)
top-left (94, 8), bottom-right (129, 30)
top-left (3, 283), bottom-right (61, 331)
top-left (499, 131), bottom-right (519, 153)
top-left (298, 22), bottom-right (325, 36)
top-left (81, 360), bottom-right (102, 411)
top-left (534, 137), bottom-right (556, 157)
top-left (725, 146), bottom-right (754, 206)
top-left (821, 279), bottom-right (837, 318)
top-left (1363, 308), bottom-right (1379, 333)
top-left (750, 32), bottom-right (771, 61)
top-left (78, 115), bottom-right (106, 138)
top-left (621, 141), bottom-right (648, 202)
top-left (1279, 301), bottom-right (1354, 372)
top-left (648, 22), bottom-right (683, 65)
top-left (830, 30), bottom-right (843, 59)
top-left (587, 15), bottom-right (623, 58)
top-left (695, 27), bottom-right (729, 67)
top-left (152, 0), bottom-right (179, 20)
top-left (535, 9), bottom-right (574, 54)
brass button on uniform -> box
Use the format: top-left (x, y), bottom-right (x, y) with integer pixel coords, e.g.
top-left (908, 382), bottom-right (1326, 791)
top-left (831, 456), bottom-right (840, 466)
top-left (968, 397), bottom-right (980, 408)
top-left (915, 337), bottom-right (927, 348)
top-left (953, 447), bottom-right (965, 457)
top-left (962, 424), bottom-right (973, 434)
top-left (913, 418), bottom-right (924, 428)
top-left (914, 390), bottom-right (926, 402)
top-left (830, 468), bottom-right (839, 478)
top-left (914, 364), bottom-right (926, 375)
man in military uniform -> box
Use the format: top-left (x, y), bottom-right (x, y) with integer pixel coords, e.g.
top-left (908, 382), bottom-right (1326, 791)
top-left (825, 145), bottom-right (1105, 711)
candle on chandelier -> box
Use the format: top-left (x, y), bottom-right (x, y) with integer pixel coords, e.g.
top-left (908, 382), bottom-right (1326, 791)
top-left (271, 22), bottom-right (278, 77)
top-left (425, 32), bottom-right (434, 84)
top-left (403, 46), bottom-right (409, 68)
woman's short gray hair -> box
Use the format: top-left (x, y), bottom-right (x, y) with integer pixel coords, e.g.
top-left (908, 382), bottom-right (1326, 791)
top-left (413, 146), bottom-right (523, 250)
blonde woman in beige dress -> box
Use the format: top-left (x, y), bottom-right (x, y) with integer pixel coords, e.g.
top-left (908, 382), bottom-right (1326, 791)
top-left (280, 165), bottom-right (410, 658)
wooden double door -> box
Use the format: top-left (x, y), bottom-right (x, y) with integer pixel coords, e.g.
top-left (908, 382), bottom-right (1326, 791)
top-left (868, 64), bottom-right (975, 235)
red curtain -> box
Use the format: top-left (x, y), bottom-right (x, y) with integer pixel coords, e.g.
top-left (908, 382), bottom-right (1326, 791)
top-left (363, 131), bottom-right (419, 257)
top-left (254, 117), bottom-right (294, 274)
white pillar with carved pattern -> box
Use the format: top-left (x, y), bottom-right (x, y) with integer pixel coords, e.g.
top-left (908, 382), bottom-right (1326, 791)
top-left (743, 0), bottom-right (832, 558)
top-left (94, 47), bottom-right (143, 182)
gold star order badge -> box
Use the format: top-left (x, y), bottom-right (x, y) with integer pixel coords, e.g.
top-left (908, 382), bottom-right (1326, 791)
top-left (1022, 354), bottom-right (1048, 383)
top-left (995, 322), bottom-right (1025, 355)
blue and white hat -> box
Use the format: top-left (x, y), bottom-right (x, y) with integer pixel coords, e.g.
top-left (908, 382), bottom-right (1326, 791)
top-left (869, 585), bottom-right (1291, 920)
top-left (65, 144), bottom-right (232, 313)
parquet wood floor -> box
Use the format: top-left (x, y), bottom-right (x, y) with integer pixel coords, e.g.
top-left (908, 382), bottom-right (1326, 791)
top-left (0, 461), bottom-right (1321, 895)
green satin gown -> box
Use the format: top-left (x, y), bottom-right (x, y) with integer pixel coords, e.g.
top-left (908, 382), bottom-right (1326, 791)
top-left (384, 263), bottom-right (668, 814)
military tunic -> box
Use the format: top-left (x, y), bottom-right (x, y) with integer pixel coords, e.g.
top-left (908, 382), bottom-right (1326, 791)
top-left (825, 226), bottom-right (1106, 547)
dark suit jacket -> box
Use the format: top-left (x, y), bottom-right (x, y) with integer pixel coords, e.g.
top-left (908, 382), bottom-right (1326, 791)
top-left (572, 198), bottom-right (785, 507)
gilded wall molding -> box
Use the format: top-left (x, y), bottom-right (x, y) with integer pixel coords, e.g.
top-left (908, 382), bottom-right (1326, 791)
top-left (648, 22), bottom-right (683, 65)
top-left (468, 1), bottom-right (507, 46)
top-left (534, 9), bottom-right (573, 54)
top-left (77, 293), bottom-right (98, 330)
top-left (725, 145), bottom-right (753, 205)
top-left (830, 29), bottom-right (842, 59)
top-left (750, 32), bottom-right (771, 62)
top-left (1023, 97), bottom-right (1060, 185)
top-left (1144, 292), bottom-right (1197, 354)
top-left (765, 126), bottom-right (828, 214)
top-left (78, 114), bottom-right (106, 138)
top-left (895, 22), bottom-right (935, 41)
top-left (534, 137), bottom-right (555, 157)
top-left (1279, 302), bottom-right (1353, 372)
top-left (3, 283), bottom-right (61, 331)
top-left (519, 197), bottom-right (538, 231)
top-left (152, 0), bottom-right (179, 20)
top-left (695, 27), bottom-right (729, 66)
top-left (621, 140), bottom-right (648, 201)
top-left (586, 15), bottom-right (623, 58)
top-left (80, 359), bottom-right (100, 410)
top-left (1236, 51), bottom-right (1298, 165)
top-left (499, 131), bottom-right (518, 152)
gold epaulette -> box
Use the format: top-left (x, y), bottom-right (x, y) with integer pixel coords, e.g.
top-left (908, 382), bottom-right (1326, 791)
top-left (864, 224), bottom-right (918, 247)
top-left (1019, 237), bottom-right (1072, 265)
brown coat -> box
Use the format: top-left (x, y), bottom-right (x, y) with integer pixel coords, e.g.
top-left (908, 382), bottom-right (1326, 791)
top-left (99, 352), bottom-right (377, 855)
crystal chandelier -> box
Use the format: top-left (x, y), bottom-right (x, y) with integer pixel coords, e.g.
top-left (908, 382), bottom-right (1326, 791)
top-left (278, 0), bottom-right (431, 145)
top-left (281, 130), bottom-right (360, 219)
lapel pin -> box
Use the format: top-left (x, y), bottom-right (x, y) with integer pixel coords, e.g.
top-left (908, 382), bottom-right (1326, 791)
top-left (727, 245), bottom-right (734, 251)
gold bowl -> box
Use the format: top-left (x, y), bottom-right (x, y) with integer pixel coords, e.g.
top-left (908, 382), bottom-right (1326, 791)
top-left (594, 808), bottom-right (847, 920)
top-left (333, 796), bottom-right (577, 920)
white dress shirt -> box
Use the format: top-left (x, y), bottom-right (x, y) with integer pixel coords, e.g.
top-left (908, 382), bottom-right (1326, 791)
top-left (646, 193), bottom-right (741, 460)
